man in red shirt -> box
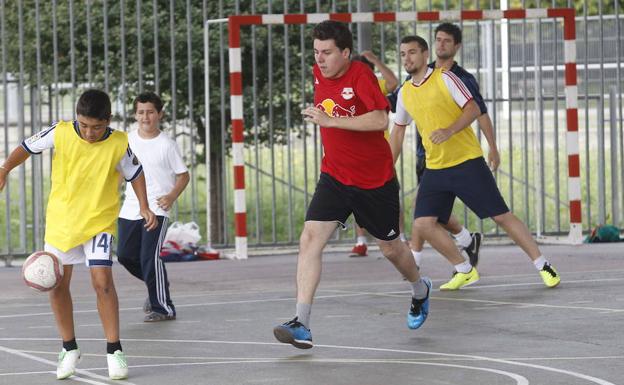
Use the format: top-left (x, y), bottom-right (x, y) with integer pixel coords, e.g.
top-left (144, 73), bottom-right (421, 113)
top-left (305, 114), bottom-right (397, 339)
top-left (273, 20), bottom-right (431, 350)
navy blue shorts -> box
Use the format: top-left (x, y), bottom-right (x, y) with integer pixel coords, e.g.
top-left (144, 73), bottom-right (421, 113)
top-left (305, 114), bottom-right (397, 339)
top-left (414, 157), bottom-right (509, 223)
top-left (306, 173), bottom-right (401, 241)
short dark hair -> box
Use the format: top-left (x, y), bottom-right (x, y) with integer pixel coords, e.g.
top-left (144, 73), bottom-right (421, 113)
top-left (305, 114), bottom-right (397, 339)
top-left (312, 20), bottom-right (353, 54)
top-left (400, 35), bottom-right (429, 52)
top-left (351, 54), bottom-right (374, 70)
top-left (133, 91), bottom-right (164, 113)
top-left (76, 89), bottom-right (111, 121)
top-left (435, 22), bottom-right (462, 44)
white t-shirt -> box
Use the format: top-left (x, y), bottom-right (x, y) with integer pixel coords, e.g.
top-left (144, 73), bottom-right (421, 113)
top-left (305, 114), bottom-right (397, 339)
top-left (22, 122), bottom-right (142, 181)
top-left (119, 130), bottom-right (188, 220)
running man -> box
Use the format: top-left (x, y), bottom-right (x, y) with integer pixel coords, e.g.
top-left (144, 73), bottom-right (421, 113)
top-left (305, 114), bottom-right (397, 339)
top-left (390, 35), bottom-right (561, 290)
top-left (273, 21), bottom-right (432, 350)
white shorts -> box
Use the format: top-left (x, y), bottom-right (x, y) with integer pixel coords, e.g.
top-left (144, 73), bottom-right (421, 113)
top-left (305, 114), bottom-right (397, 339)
top-left (45, 232), bottom-right (114, 267)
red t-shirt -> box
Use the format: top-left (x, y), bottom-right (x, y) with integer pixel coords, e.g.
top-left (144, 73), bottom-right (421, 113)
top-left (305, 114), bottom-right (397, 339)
top-left (313, 60), bottom-right (393, 189)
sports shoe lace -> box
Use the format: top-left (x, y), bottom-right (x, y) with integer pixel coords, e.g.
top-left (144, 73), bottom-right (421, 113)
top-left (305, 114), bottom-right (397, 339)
top-left (284, 317), bottom-right (304, 328)
top-left (542, 264), bottom-right (557, 277)
top-left (111, 352), bottom-right (128, 367)
top-left (410, 298), bottom-right (424, 316)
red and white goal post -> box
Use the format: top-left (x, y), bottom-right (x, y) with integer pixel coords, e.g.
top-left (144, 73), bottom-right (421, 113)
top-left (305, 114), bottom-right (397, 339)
top-left (225, 8), bottom-right (582, 259)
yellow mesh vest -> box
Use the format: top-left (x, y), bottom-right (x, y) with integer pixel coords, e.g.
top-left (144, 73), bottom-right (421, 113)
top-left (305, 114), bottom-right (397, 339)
top-left (377, 78), bottom-right (391, 141)
top-left (401, 69), bottom-right (483, 169)
top-left (45, 121), bottom-right (127, 251)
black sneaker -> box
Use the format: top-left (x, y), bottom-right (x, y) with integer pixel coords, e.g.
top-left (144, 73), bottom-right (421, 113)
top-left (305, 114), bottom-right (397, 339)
top-left (464, 233), bottom-right (482, 267)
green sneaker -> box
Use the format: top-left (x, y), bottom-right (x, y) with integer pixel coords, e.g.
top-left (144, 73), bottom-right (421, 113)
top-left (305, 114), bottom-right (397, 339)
top-left (540, 263), bottom-right (561, 288)
top-left (439, 268), bottom-right (480, 291)
top-left (107, 350), bottom-right (128, 380)
top-left (56, 348), bottom-right (80, 380)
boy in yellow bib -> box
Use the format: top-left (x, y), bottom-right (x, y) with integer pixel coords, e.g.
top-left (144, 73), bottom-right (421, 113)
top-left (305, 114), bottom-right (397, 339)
top-left (390, 36), bottom-right (560, 290)
top-left (0, 90), bottom-right (157, 380)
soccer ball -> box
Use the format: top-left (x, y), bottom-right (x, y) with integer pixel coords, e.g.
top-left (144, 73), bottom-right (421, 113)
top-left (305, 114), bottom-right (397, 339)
top-left (22, 251), bottom-right (64, 292)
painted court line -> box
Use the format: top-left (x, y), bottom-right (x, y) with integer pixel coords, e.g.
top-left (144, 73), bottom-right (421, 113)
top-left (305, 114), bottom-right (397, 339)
top-left (2, 276), bottom-right (623, 320)
top-left (0, 345), bottom-right (136, 385)
top-left (0, 338), bottom-right (616, 385)
top-left (12, 348), bottom-right (624, 363)
top-left (13, 337), bottom-right (616, 385)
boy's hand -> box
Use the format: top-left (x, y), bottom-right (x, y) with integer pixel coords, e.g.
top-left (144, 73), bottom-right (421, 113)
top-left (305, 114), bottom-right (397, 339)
top-left (0, 167), bottom-right (7, 192)
top-left (141, 208), bottom-right (158, 231)
top-left (156, 194), bottom-right (175, 211)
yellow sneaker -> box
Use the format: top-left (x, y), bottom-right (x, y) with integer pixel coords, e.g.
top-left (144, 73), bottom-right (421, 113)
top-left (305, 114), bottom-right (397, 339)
top-left (539, 263), bottom-right (560, 288)
top-left (439, 268), bottom-right (480, 291)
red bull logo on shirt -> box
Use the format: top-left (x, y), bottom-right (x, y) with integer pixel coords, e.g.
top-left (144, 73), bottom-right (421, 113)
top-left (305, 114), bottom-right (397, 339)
top-left (341, 87), bottom-right (354, 100)
top-left (317, 99), bottom-right (356, 118)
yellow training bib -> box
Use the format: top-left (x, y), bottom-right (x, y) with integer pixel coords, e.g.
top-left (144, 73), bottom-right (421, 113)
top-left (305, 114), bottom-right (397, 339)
top-left (45, 121), bottom-right (127, 251)
top-left (400, 68), bottom-right (483, 169)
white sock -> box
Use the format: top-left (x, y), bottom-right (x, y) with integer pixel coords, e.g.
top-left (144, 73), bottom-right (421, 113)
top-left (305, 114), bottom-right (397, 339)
top-left (452, 227), bottom-right (472, 248)
top-left (533, 256), bottom-right (547, 270)
top-left (411, 249), bottom-right (423, 267)
top-left (399, 233), bottom-right (407, 242)
top-left (296, 303), bottom-right (312, 328)
top-left (411, 278), bottom-right (429, 299)
top-left (356, 236), bottom-right (367, 245)
top-left (454, 261), bottom-right (472, 274)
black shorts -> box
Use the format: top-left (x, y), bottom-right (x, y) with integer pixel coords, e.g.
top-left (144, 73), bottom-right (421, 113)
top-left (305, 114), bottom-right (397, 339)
top-left (416, 155), bottom-right (426, 184)
top-left (306, 173), bottom-right (401, 241)
top-left (414, 157), bottom-right (509, 224)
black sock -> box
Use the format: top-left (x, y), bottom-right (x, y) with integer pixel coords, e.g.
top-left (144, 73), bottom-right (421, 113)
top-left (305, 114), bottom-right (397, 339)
top-left (106, 341), bottom-right (122, 354)
top-left (62, 338), bottom-right (78, 351)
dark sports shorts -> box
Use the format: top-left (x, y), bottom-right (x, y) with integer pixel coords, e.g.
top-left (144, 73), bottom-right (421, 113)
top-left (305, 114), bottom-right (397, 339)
top-left (416, 155), bottom-right (426, 184)
top-left (414, 157), bottom-right (509, 224)
top-left (306, 173), bottom-right (401, 241)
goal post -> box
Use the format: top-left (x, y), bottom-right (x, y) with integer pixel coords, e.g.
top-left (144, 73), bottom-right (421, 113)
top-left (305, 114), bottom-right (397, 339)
top-left (224, 8), bottom-right (582, 259)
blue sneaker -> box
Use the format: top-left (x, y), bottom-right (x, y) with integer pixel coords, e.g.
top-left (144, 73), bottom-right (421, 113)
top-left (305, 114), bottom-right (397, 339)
top-left (407, 277), bottom-right (432, 330)
top-left (273, 317), bottom-right (313, 349)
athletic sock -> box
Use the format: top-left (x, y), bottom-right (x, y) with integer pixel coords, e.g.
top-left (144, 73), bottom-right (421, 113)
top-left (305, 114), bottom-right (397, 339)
top-left (411, 278), bottom-right (429, 299)
top-left (411, 249), bottom-right (423, 267)
top-left (356, 236), bottom-right (367, 245)
top-left (533, 255), bottom-right (547, 270)
top-left (296, 303), bottom-right (312, 329)
top-left (454, 261), bottom-right (472, 274)
top-left (63, 339), bottom-right (78, 352)
top-left (452, 227), bottom-right (472, 249)
top-left (107, 341), bottom-right (122, 354)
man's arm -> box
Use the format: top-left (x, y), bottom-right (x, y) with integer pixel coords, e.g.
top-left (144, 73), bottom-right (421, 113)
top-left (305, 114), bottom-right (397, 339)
top-left (156, 172), bottom-right (190, 211)
top-left (301, 108), bottom-right (388, 132)
top-left (130, 173), bottom-right (158, 231)
top-left (429, 100), bottom-right (480, 144)
top-left (389, 124), bottom-right (407, 164)
top-left (476, 114), bottom-right (500, 171)
top-left (361, 51), bottom-right (398, 92)
top-left (0, 146), bottom-right (31, 191)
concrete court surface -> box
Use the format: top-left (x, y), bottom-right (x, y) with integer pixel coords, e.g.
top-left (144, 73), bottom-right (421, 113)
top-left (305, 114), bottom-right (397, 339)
top-left (0, 242), bottom-right (622, 385)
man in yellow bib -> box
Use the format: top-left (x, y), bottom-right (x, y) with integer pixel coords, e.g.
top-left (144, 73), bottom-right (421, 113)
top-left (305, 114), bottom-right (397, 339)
top-left (0, 90), bottom-right (157, 380)
top-left (390, 35), bottom-right (561, 290)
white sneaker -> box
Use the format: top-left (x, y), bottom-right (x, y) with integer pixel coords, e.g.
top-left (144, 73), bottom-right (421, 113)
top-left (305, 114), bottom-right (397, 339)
top-left (56, 348), bottom-right (81, 380)
top-left (107, 350), bottom-right (128, 380)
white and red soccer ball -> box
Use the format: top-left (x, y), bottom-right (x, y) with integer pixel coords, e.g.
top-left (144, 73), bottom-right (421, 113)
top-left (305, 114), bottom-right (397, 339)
top-left (22, 251), bottom-right (64, 292)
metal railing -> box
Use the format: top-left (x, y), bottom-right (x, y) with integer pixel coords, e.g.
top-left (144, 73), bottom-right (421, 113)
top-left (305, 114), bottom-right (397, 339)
top-left (0, 1), bottom-right (623, 262)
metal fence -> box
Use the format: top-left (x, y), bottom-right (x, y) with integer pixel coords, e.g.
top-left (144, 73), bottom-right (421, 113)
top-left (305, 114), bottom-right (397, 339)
top-left (0, 1), bottom-right (623, 261)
